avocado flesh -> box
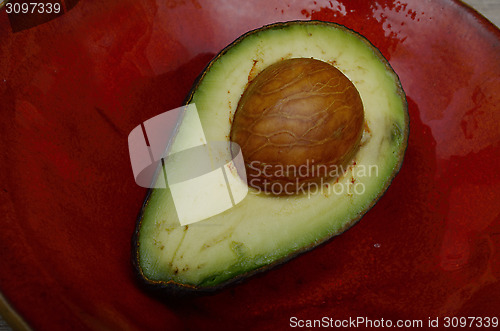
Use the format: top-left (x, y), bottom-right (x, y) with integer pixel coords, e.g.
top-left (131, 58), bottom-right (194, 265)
top-left (134, 21), bottom-right (408, 290)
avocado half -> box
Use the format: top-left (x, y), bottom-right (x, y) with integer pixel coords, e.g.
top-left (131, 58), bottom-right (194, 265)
top-left (132, 21), bottom-right (409, 294)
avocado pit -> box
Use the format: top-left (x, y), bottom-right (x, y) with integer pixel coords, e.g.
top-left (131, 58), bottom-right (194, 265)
top-left (230, 58), bottom-right (365, 194)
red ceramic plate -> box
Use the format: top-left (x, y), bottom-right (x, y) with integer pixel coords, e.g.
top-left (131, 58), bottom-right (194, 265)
top-left (1, 0), bottom-right (499, 330)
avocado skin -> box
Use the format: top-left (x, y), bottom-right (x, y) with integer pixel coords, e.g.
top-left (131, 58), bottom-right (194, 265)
top-left (131, 20), bottom-right (409, 295)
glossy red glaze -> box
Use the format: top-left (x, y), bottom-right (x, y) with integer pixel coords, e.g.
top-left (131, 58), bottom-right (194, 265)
top-left (0, 0), bottom-right (499, 330)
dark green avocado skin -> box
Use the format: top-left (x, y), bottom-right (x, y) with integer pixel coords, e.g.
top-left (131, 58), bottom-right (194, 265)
top-left (131, 20), bottom-right (409, 296)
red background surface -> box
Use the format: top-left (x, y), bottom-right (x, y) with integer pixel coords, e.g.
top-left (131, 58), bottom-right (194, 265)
top-left (0, 0), bottom-right (499, 329)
